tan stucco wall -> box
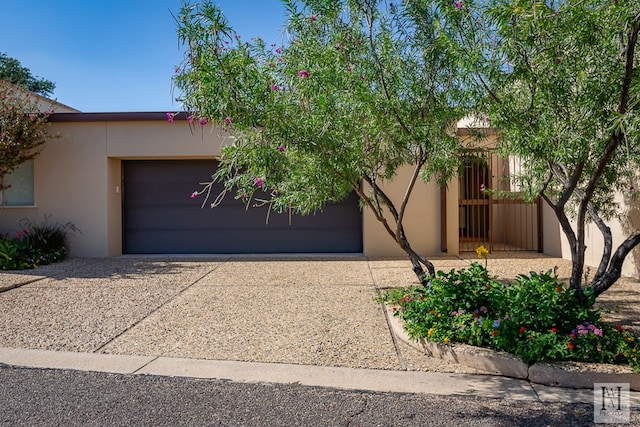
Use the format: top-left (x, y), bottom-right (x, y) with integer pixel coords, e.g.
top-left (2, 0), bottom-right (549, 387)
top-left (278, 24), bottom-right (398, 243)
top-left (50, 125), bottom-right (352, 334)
top-left (0, 120), bottom-right (228, 257)
top-left (2, 117), bottom-right (451, 259)
top-left (21, 116), bottom-right (640, 271)
top-left (1, 123), bottom-right (109, 256)
top-left (362, 166), bottom-right (444, 258)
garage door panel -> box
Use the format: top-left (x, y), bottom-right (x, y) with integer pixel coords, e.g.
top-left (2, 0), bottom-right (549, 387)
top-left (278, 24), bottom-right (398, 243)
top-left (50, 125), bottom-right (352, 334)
top-left (123, 160), bottom-right (362, 254)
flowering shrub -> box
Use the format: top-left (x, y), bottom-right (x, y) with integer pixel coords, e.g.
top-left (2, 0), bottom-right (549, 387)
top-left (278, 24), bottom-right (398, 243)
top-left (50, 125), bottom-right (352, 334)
top-left (0, 81), bottom-right (56, 205)
top-left (0, 220), bottom-right (78, 270)
top-left (382, 263), bottom-right (640, 370)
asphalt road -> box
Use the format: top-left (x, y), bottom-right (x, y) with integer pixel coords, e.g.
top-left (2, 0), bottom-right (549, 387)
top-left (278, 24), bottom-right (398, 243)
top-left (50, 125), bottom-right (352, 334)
top-left (0, 365), bottom-right (616, 427)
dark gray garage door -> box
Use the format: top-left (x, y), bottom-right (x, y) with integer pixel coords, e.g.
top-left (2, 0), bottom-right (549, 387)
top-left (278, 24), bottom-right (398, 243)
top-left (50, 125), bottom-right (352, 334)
top-left (122, 160), bottom-right (363, 254)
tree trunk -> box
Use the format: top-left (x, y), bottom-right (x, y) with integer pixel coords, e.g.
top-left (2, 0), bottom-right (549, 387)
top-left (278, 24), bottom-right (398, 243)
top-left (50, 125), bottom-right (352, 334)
top-left (590, 233), bottom-right (640, 296)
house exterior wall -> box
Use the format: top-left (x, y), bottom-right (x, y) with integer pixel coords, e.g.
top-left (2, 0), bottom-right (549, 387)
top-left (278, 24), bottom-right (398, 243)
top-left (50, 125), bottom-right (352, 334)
top-left (0, 117), bottom-right (227, 257)
top-left (362, 167), bottom-right (443, 258)
top-left (1, 114), bottom-right (451, 259)
top-left (5, 111), bottom-right (636, 279)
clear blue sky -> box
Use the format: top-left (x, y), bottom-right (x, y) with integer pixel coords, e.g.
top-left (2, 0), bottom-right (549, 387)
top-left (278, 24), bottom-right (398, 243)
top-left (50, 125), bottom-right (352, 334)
top-left (1, 1), bottom-right (288, 112)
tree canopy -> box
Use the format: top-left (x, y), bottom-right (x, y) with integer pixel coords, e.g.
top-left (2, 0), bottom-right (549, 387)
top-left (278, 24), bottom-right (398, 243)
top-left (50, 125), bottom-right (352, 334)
top-left (174, 0), bottom-right (475, 280)
top-left (0, 52), bottom-right (55, 98)
top-left (464, 0), bottom-right (640, 301)
top-left (174, 0), bottom-right (640, 301)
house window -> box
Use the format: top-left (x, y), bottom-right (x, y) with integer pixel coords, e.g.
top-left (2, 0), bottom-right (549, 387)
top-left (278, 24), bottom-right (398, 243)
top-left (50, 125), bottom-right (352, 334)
top-left (1, 160), bottom-right (35, 206)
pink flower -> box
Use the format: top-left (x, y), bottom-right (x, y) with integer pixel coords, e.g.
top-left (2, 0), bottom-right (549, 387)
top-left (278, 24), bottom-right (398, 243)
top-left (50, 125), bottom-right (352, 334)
top-left (187, 116), bottom-right (194, 124)
top-left (190, 191), bottom-right (198, 199)
top-left (275, 48), bottom-right (282, 54)
top-left (480, 183), bottom-right (485, 193)
top-left (225, 116), bottom-right (232, 124)
top-left (15, 232), bottom-right (21, 238)
top-left (310, 15), bottom-right (316, 23)
top-left (28, 113), bottom-right (36, 119)
top-left (166, 112), bottom-right (174, 123)
top-left (174, 65), bottom-right (180, 73)
top-left (199, 118), bottom-right (208, 126)
top-left (278, 145), bottom-right (285, 153)
top-left (297, 70), bottom-right (309, 78)
top-left (271, 84), bottom-right (279, 91)
top-left (454, 0), bottom-right (462, 9)
top-left (255, 177), bottom-right (264, 188)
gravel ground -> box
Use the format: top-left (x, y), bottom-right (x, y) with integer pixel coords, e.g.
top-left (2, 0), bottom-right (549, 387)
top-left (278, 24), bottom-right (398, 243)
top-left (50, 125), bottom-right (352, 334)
top-left (0, 254), bottom-right (638, 375)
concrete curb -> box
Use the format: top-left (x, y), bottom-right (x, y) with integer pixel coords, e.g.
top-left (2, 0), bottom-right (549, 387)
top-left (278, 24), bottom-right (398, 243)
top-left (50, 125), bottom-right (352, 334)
top-left (3, 346), bottom-right (630, 404)
top-left (385, 305), bottom-right (640, 391)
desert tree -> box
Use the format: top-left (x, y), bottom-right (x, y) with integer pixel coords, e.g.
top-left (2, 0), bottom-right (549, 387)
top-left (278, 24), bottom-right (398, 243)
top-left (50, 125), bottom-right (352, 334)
top-left (173, 0), bottom-right (476, 282)
top-left (463, 0), bottom-right (640, 302)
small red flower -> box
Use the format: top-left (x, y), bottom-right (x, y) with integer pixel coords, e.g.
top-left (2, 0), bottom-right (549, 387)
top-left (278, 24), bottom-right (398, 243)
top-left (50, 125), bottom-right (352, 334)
top-left (556, 286), bottom-right (562, 292)
top-left (492, 330), bottom-right (498, 337)
top-left (519, 326), bottom-right (526, 334)
top-left (567, 342), bottom-right (575, 350)
top-left (617, 324), bottom-right (623, 332)
top-left (551, 327), bottom-right (557, 333)
top-left (569, 333), bottom-right (576, 339)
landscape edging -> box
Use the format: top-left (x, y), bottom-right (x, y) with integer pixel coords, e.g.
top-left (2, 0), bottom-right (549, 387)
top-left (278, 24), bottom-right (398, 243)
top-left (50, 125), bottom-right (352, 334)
top-left (384, 305), bottom-right (640, 391)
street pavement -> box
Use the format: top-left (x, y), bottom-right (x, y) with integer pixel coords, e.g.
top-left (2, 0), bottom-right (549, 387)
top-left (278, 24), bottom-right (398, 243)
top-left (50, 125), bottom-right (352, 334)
top-left (0, 364), bottom-right (608, 426)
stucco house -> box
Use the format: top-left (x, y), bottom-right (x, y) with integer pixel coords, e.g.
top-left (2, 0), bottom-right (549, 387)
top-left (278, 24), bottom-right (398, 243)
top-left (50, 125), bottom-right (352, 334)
top-left (1, 93), bottom-right (638, 279)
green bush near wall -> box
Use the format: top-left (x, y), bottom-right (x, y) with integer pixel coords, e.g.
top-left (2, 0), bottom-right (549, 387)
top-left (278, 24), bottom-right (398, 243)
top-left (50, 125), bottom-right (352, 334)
top-left (0, 220), bottom-right (78, 270)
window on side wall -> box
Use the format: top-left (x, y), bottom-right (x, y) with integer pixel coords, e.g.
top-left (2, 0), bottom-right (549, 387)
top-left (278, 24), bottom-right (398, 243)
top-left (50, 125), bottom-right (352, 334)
top-left (1, 160), bottom-right (35, 206)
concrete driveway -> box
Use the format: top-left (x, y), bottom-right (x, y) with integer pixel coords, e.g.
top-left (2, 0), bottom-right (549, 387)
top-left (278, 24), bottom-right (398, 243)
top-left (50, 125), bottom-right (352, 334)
top-left (0, 256), bottom-right (480, 373)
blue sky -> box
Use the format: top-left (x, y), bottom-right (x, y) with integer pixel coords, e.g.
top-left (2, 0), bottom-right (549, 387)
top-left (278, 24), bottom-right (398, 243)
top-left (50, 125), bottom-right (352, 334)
top-left (1, 1), bottom-right (288, 112)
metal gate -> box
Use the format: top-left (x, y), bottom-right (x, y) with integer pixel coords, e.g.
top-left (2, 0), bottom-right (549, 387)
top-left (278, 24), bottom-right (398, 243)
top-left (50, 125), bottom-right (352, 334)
top-left (458, 150), bottom-right (541, 252)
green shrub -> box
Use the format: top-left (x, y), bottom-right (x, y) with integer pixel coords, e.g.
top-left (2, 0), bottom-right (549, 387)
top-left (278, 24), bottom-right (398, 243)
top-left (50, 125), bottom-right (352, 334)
top-left (381, 263), bottom-right (640, 370)
top-left (0, 219), bottom-right (78, 270)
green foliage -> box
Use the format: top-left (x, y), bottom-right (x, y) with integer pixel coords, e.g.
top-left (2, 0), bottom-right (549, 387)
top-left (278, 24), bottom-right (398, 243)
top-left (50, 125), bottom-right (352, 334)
top-left (0, 53), bottom-right (55, 97)
top-left (479, 0), bottom-right (640, 212)
top-left (173, 0), bottom-right (475, 278)
top-left (0, 219), bottom-right (77, 270)
top-left (382, 263), bottom-right (640, 369)
top-left (459, 0), bottom-right (640, 295)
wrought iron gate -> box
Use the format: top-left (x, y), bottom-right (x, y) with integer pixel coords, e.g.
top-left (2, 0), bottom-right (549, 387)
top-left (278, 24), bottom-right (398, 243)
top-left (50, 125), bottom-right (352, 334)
top-left (458, 149), bottom-right (541, 252)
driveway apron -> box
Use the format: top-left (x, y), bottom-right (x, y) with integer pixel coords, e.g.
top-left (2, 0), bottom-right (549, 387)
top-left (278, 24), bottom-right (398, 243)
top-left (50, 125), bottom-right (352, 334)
top-left (99, 259), bottom-right (401, 369)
